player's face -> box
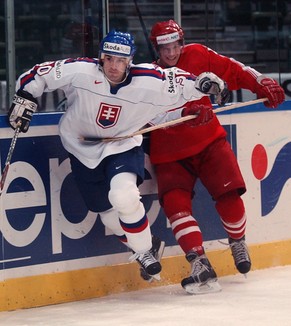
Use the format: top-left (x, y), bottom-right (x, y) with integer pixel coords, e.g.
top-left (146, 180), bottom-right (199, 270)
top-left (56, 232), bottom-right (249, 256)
top-left (158, 41), bottom-right (182, 67)
top-left (102, 55), bottom-right (129, 84)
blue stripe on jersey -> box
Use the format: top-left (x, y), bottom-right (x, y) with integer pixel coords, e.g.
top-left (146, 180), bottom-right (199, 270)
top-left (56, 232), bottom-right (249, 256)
top-left (119, 214), bottom-right (148, 234)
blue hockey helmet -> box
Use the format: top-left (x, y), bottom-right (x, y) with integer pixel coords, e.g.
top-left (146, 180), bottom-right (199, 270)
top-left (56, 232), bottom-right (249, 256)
top-left (99, 30), bottom-right (136, 60)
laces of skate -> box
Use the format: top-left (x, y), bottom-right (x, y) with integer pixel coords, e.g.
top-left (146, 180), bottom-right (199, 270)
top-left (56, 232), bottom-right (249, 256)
top-left (230, 241), bottom-right (249, 262)
top-left (191, 258), bottom-right (209, 274)
top-left (218, 239), bottom-right (249, 264)
top-left (218, 239), bottom-right (241, 253)
top-left (129, 252), bottom-right (153, 267)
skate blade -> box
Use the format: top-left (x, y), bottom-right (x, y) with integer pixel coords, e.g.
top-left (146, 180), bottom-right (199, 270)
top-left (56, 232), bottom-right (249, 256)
top-left (184, 279), bottom-right (222, 295)
top-left (152, 273), bottom-right (161, 281)
top-left (140, 268), bottom-right (160, 282)
top-left (144, 272), bottom-right (161, 283)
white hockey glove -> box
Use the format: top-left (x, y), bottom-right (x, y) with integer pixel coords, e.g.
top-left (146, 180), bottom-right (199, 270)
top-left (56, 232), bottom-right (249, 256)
top-left (8, 90), bottom-right (38, 133)
top-left (195, 72), bottom-right (230, 106)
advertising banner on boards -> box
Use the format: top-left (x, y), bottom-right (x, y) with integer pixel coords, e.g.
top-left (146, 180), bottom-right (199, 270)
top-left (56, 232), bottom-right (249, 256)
top-left (0, 101), bottom-right (291, 280)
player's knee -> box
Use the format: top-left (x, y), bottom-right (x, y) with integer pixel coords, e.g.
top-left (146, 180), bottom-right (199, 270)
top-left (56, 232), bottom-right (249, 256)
top-left (163, 188), bottom-right (193, 218)
top-left (108, 182), bottom-right (140, 215)
top-left (216, 190), bottom-right (245, 219)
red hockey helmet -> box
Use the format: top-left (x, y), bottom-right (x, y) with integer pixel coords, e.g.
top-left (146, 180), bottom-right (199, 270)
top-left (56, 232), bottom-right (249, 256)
top-left (150, 20), bottom-right (184, 49)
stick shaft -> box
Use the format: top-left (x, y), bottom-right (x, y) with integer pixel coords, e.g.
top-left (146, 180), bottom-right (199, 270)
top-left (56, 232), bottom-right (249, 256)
top-left (0, 127), bottom-right (21, 193)
top-left (131, 114), bottom-right (197, 136)
top-left (134, 98), bottom-right (268, 135)
top-left (213, 97), bottom-right (267, 114)
top-left (82, 115), bottom-right (198, 142)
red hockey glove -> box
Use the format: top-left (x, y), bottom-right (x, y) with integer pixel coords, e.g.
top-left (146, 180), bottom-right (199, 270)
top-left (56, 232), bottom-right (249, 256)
top-left (182, 103), bottom-right (214, 126)
top-left (254, 76), bottom-right (285, 108)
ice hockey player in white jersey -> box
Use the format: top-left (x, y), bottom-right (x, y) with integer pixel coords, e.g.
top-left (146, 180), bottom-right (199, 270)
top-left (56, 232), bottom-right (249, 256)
top-left (8, 30), bottom-right (229, 281)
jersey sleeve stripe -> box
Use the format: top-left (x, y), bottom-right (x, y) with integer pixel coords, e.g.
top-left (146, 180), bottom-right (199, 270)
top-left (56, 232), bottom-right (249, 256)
top-left (130, 67), bottom-right (165, 80)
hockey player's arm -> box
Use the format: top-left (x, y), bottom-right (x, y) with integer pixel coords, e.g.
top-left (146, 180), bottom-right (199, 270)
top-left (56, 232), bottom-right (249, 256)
top-left (149, 108), bottom-right (184, 126)
top-left (226, 59), bottom-right (285, 108)
top-left (8, 60), bottom-right (68, 133)
top-left (15, 59), bottom-right (78, 98)
top-left (150, 70), bottom-right (228, 125)
top-left (228, 57), bottom-right (285, 108)
top-left (206, 47), bottom-right (284, 108)
top-left (8, 59), bottom-right (79, 133)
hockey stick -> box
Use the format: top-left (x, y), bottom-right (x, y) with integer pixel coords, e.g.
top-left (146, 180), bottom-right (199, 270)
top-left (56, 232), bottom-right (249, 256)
top-left (81, 97), bottom-right (268, 143)
top-left (0, 126), bottom-right (21, 196)
top-left (212, 97), bottom-right (267, 114)
top-left (82, 114), bottom-right (198, 142)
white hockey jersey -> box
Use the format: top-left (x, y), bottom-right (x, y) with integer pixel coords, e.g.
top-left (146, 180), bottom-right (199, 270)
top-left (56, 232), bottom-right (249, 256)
top-left (16, 58), bottom-right (207, 168)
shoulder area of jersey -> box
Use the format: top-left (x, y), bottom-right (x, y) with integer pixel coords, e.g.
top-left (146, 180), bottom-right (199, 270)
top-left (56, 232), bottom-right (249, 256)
top-left (63, 57), bottom-right (99, 65)
top-left (129, 63), bottom-right (166, 75)
top-left (183, 43), bottom-right (207, 52)
top-left (131, 62), bottom-right (160, 69)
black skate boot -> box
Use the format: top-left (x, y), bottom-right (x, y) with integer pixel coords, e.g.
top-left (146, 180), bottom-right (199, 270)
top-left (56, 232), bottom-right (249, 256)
top-left (181, 248), bottom-right (221, 294)
top-left (130, 241), bottom-right (162, 280)
top-left (229, 236), bottom-right (251, 274)
top-left (140, 235), bottom-right (165, 282)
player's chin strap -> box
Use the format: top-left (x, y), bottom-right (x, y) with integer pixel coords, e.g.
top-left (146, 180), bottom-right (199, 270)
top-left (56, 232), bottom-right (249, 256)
top-left (80, 98), bottom-right (269, 143)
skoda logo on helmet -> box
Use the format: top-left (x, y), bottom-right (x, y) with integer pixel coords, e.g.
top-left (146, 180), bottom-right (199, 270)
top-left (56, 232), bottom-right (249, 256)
top-left (103, 41), bottom-right (131, 56)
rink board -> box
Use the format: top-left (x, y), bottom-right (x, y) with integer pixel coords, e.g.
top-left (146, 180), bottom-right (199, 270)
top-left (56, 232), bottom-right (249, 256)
top-left (1, 100), bottom-right (291, 311)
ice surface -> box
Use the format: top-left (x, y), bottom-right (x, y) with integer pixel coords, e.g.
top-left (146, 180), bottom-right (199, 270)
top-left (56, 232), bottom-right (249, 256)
top-left (1, 265), bottom-right (291, 326)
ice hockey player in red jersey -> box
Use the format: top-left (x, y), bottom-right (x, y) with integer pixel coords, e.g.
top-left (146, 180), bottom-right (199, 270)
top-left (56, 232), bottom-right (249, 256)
top-left (147, 20), bottom-right (285, 294)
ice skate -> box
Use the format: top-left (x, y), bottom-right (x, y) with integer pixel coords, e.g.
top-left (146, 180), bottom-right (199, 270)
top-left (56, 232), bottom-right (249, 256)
top-left (130, 245), bottom-right (162, 280)
top-left (181, 249), bottom-right (221, 295)
top-left (139, 235), bottom-right (165, 282)
top-left (229, 236), bottom-right (251, 274)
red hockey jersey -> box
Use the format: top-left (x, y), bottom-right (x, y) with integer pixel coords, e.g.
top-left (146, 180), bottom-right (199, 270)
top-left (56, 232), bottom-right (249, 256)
top-left (150, 43), bottom-right (261, 164)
